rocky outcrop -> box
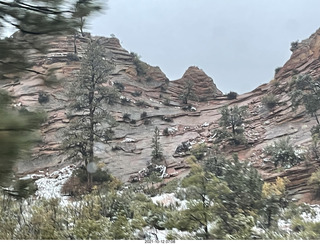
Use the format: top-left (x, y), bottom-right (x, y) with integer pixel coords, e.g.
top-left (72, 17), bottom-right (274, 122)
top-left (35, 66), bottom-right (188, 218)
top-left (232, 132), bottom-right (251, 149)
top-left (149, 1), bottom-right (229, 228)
top-left (3, 29), bottom-right (320, 204)
top-left (167, 66), bottom-right (223, 103)
top-left (275, 28), bottom-right (320, 82)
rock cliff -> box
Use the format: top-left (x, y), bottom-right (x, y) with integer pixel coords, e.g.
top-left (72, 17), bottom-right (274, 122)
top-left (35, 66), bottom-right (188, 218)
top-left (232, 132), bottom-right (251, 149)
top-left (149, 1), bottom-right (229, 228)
top-left (2, 29), bottom-right (320, 204)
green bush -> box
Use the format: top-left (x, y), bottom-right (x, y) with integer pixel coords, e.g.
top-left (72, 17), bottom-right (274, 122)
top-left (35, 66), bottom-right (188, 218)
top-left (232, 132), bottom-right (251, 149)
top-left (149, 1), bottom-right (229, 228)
top-left (140, 111), bottom-right (147, 119)
top-left (261, 94), bottom-right (279, 109)
top-left (311, 125), bottom-right (320, 138)
top-left (190, 143), bottom-right (207, 160)
top-left (308, 168), bottom-right (320, 198)
top-left (74, 167), bottom-right (111, 184)
top-left (227, 91), bottom-right (238, 100)
top-left (144, 119), bottom-right (151, 125)
top-left (264, 137), bottom-right (304, 168)
top-left (114, 82), bottom-right (124, 92)
top-left (66, 53), bottom-right (80, 61)
top-left (163, 127), bottom-right (169, 136)
top-left (131, 52), bottom-right (147, 76)
top-left (10, 178), bottom-right (37, 199)
top-left (290, 41), bottom-right (299, 52)
top-left (38, 91), bottom-right (49, 104)
top-left (132, 90), bottom-right (142, 97)
top-left (275, 67), bottom-right (282, 75)
top-left (136, 100), bottom-right (147, 107)
top-left (123, 113), bottom-right (131, 121)
top-left (211, 128), bottom-right (232, 143)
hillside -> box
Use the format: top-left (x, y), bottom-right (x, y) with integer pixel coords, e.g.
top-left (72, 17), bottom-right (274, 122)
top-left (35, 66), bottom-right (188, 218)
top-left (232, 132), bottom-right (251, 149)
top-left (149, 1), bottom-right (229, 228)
top-left (3, 29), bottom-right (320, 204)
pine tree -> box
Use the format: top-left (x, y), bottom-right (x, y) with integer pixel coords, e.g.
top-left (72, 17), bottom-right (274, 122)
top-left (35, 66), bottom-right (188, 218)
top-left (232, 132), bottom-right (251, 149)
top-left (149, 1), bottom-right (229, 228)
top-left (180, 163), bottom-right (231, 239)
top-left (218, 105), bottom-right (248, 144)
top-left (63, 40), bottom-right (118, 188)
top-left (290, 74), bottom-right (320, 125)
top-left (151, 126), bottom-right (163, 162)
top-left (0, 0), bottom-right (102, 78)
top-left (179, 80), bottom-right (197, 104)
top-left (0, 90), bottom-right (44, 186)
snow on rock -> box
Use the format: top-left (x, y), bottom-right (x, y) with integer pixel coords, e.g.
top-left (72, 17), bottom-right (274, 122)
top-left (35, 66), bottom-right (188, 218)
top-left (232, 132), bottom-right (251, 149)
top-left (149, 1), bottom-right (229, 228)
top-left (34, 164), bottom-right (75, 200)
top-left (202, 122), bottom-right (210, 127)
top-left (122, 138), bottom-right (135, 143)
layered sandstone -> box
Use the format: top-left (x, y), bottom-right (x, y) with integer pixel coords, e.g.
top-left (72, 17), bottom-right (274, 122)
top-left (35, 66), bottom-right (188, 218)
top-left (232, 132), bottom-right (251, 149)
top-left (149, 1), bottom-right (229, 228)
top-left (2, 29), bottom-right (320, 204)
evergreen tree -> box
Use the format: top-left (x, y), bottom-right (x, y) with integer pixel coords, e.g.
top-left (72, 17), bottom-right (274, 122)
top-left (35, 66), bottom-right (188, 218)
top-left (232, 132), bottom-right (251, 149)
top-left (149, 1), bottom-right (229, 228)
top-left (290, 74), bottom-right (320, 125)
top-left (219, 105), bottom-right (248, 136)
top-left (63, 40), bottom-right (118, 187)
top-left (0, 0), bottom-right (102, 79)
top-left (179, 80), bottom-right (197, 104)
top-left (0, 90), bottom-right (44, 186)
top-left (151, 126), bottom-right (163, 162)
top-left (180, 163), bottom-right (232, 239)
top-left (218, 105), bottom-right (248, 144)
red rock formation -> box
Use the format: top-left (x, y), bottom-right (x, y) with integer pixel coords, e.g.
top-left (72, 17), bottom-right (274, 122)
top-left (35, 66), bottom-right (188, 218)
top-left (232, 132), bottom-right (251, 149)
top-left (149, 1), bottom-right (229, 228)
top-left (3, 28), bottom-right (320, 204)
top-left (167, 66), bottom-right (223, 103)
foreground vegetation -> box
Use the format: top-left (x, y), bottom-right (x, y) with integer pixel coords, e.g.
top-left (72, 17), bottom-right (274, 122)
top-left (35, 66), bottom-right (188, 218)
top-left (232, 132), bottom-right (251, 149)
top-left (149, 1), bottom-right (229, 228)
top-left (1, 149), bottom-right (320, 240)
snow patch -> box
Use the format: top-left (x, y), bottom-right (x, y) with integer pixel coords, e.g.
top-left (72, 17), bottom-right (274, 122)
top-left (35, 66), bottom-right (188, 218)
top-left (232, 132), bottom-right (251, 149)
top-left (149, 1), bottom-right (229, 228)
top-left (34, 164), bottom-right (75, 201)
top-left (151, 193), bottom-right (187, 210)
top-left (122, 138), bottom-right (135, 143)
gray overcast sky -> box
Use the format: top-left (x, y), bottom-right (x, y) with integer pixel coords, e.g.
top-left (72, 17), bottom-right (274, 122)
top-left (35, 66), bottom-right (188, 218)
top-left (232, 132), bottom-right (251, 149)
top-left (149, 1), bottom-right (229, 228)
top-left (89, 0), bottom-right (320, 94)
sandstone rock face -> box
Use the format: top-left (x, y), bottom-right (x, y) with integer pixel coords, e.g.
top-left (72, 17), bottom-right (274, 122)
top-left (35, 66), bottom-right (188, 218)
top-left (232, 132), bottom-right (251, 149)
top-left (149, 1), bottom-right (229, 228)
top-left (275, 28), bottom-right (320, 82)
top-left (167, 66), bottom-right (223, 103)
top-left (3, 29), bottom-right (320, 204)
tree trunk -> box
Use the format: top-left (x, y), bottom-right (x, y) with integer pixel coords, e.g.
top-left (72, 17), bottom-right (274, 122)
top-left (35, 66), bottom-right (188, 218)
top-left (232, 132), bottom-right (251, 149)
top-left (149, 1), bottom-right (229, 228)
top-left (73, 34), bottom-right (77, 54)
top-left (80, 17), bottom-right (85, 37)
top-left (315, 113), bottom-right (320, 125)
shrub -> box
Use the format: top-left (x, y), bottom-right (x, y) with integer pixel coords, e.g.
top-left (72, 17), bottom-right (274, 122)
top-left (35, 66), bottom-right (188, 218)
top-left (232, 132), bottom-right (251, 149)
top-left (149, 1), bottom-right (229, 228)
top-left (140, 111), bottom-right (147, 119)
top-left (136, 100), bottom-right (147, 107)
top-left (163, 127), bottom-right (169, 136)
top-left (161, 116), bottom-right (173, 122)
top-left (232, 133), bottom-right (247, 145)
top-left (114, 82), bottom-right (124, 92)
top-left (211, 128), bottom-right (232, 143)
top-left (275, 67), bottom-right (282, 75)
top-left (123, 113), bottom-right (131, 121)
top-left (120, 97), bottom-right (130, 105)
top-left (190, 143), bottom-right (207, 160)
top-left (160, 85), bottom-right (167, 92)
top-left (261, 94), bottom-right (279, 109)
top-left (74, 167), bottom-right (111, 184)
top-left (131, 52), bottom-right (147, 76)
top-left (38, 91), bottom-right (49, 104)
top-left (146, 76), bottom-right (153, 83)
top-left (311, 125), bottom-right (320, 138)
top-left (308, 136), bottom-right (320, 161)
top-left (11, 179), bottom-right (37, 199)
top-left (227, 91), bottom-right (238, 100)
top-left (308, 168), bottom-right (320, 198)
top-left (66, 53), bottom-right (80, 61)
top-left (132, 90), bottom-right (142, 97)
top-left (264, 137), bottom-right (304, 168)
top-left (130, 119), bottom-right (136, 124)
top-left (144, 119), bottom-right (151, 125)
top-left (290, 41), bottom-right (299, 52)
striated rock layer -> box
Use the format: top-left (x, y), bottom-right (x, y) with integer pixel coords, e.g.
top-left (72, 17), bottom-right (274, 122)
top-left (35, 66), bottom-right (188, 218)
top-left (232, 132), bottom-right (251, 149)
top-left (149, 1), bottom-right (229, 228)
top-left (2, 29), bottom-right (320, 204)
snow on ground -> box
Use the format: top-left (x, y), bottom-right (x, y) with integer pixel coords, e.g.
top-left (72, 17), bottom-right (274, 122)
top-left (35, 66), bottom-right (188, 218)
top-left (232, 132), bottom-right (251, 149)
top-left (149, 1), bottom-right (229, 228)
top-left (300, 204), bottom-right (320, 222)
top-left (151, 192), bottom-right (188, 210)
top-left (21, 164), bottom-right (76, 202)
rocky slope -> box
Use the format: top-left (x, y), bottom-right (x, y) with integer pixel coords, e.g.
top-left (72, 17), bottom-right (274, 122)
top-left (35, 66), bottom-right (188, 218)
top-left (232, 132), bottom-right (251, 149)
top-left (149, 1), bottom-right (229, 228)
top-left (2, 29), bottom-right (320, 203)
